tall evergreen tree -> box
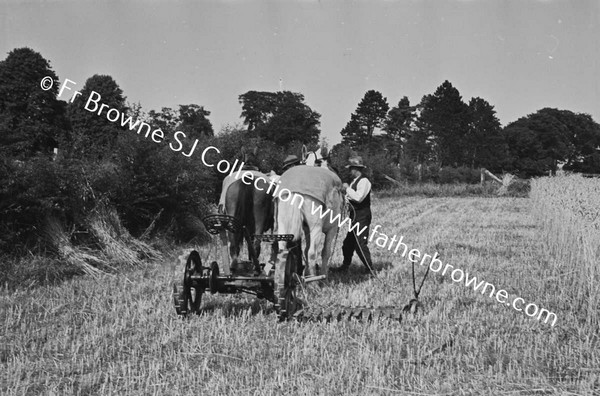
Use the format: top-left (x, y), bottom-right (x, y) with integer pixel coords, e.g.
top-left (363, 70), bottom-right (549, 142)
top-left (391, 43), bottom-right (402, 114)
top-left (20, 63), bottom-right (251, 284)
top-left (67, 74), bottom-right (127, 159)
top-left (341, 90), bottom-right (390, 149)
top-left (340, 114), bottom-right (367, 149)
top-left (383, 96), bottom-right (416, 162)
top-left (418, 81), bottom-right (470, 166)
top-left (405, 113), bottom-right (434, 164)
top-left (0, 47), bottom-right (68, 159)
top-left (466, 97), bottom-right (507, 171)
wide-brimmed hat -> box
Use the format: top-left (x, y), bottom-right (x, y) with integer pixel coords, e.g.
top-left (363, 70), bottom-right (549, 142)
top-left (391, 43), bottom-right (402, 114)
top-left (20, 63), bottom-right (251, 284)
top-left (345, 156), bottom-right (366, 169)
top-left (282, 154), bottom-right (300, 169)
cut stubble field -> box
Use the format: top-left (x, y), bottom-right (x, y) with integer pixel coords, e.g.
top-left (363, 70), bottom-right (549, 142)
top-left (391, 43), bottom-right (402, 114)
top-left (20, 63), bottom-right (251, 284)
top-left (1, 195), bottom-right (598, 395)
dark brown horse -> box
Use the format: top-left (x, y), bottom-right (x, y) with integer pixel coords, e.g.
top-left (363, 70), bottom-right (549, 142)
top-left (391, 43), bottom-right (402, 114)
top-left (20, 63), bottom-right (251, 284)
top-left (224, 148), bottom-right (273, 267)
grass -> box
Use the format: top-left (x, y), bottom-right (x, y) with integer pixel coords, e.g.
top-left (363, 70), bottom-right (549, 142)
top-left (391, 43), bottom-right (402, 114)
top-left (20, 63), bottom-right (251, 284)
top-left (1, 186), bottom-right (599, 395)
top-left (0, 254), bottom-right (82, 290)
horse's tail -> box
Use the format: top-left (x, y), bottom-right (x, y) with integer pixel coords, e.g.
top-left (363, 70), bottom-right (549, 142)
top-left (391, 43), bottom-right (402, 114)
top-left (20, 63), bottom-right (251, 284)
top-left (322, 185), bottom-right (345, 230)
top-left (235, 180), bottom-right (255, 237)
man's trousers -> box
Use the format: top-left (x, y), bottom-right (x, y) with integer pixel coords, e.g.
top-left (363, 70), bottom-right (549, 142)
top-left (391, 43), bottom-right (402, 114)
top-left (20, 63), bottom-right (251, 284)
top-left (341, 208), bottom-right (373, 270)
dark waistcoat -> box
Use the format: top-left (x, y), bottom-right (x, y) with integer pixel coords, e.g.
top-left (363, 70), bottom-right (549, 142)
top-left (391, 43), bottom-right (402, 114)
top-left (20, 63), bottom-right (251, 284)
top-left (349, 174), bottom-right (371, 213)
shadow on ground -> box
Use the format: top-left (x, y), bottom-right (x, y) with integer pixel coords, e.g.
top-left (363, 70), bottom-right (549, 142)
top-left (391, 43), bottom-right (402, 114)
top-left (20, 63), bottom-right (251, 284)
top-left (198, 297), bottom-right (275, 318)
top-left (325, 261), bottom-right (394, 285)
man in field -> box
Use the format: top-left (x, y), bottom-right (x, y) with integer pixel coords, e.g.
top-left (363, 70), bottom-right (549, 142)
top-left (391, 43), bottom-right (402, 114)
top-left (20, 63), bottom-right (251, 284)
top-left (281, 154), bottom-right (301, 172)
top-left (331, 156), bottom-right (374, 274)
top-left (267, 154), bottom-right (301, 184)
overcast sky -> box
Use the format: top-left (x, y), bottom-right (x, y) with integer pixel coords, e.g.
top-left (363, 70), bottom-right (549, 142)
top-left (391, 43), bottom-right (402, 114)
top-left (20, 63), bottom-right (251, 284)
top-left (2, 0), bottom-right (599, 145)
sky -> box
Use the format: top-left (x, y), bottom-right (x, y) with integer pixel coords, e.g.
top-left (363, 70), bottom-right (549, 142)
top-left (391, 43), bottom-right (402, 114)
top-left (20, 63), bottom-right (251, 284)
top-left (1, 0), bottom-right (599, 145)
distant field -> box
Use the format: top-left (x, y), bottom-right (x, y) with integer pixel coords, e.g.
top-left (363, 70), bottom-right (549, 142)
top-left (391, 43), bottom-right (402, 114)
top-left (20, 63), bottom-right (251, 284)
top-left (1, 191), bottom-right (599, 394)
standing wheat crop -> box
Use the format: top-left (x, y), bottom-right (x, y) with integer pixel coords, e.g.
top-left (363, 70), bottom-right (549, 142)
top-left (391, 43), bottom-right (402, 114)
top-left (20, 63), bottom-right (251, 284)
top-left (531, 174), bottom-right (600, 326)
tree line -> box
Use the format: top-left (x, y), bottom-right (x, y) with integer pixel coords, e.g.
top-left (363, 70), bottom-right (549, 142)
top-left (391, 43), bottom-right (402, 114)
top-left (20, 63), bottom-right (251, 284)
top-left (236, 80), bottom-right (600, 186)
top-left (0, 48), bottom-right (324, 255)
top-left (1, 46), bottom-right (599, 257)
top-left (339, 82), bottom-right (600, 179)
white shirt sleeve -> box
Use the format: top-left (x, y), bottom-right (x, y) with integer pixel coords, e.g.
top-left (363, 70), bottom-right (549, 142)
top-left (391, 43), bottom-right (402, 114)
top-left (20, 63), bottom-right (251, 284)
top-left (346, 178), bottom-right (371, 203)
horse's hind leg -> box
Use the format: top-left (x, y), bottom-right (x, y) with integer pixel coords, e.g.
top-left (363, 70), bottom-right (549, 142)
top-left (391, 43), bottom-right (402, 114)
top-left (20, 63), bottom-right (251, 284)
top-left (306, 224), bottom-right (324, 277)
top-left (300, 222), bottom-right (310, 276)
top-left (252, 208), bottom-right (267, 263)
top-left (321, 226), bottom-right (338, 274)
top-left (228, 230), bottom-right (241, 265)
top-left (249, 229), bottom-right (262, 274)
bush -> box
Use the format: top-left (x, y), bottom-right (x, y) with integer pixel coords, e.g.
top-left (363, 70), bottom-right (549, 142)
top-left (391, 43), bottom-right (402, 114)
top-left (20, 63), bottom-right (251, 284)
top-left (367, 151), bottom-right (402, 188)
top-left (329, 143), bottom-right (353, 182)
top-left (329, 143), bottom-right (402, 188)
top-left (111, 132), bottom-right (223, 243)
top-left (0, 155), bottom-right (68, 253)
top-left (0, 130), bottom-right (218, 254)
top-left (209, 125), bottom-right (288, 174)
top-left (437, 166), bottom-right (481, 184)
top-left (365, 159), bottom-right (483, 187)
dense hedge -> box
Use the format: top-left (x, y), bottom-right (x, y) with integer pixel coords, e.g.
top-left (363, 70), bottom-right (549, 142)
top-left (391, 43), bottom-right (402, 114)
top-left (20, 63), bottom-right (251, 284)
top-left (0, 125), bottom-right (315, 255)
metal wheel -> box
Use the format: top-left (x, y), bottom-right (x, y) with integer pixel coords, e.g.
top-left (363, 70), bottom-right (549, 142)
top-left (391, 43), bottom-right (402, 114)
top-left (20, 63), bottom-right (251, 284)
top-left (275, 245), bottom-right (302, 320)
top-left (172, 250), bottom-right (204, 316)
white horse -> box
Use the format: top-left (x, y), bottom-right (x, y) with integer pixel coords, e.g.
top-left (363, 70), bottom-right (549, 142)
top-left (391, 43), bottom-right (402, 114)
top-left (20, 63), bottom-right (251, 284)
top-left (302, 145), bottom-right (330, 168)
top-left (266, 145), bottom-right (334, 184)
top-left (273, 165), bottom-right (344, 277)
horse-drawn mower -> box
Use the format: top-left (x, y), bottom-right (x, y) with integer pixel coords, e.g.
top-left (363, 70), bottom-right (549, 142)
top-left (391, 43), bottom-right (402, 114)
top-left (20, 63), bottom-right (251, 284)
top-left (172, 214), bottom-right (406, 322)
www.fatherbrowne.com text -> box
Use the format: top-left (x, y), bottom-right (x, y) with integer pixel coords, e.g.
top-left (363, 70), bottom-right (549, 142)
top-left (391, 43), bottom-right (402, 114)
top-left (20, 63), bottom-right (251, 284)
top-left (51, 76), bottom-right (558, 327)
top-left (308, 201), bottom-right (557, 326)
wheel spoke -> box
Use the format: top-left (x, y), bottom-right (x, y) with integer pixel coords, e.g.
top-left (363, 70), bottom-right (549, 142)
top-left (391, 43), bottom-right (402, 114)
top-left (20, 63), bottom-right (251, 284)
top-left (173, 250), bottom-right (205, 317)
top-left (275, 245), bottom-right (303, 320)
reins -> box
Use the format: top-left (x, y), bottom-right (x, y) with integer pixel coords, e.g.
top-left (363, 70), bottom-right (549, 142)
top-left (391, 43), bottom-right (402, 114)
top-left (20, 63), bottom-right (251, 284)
top-left (345, 198), bottom-right (431, 313)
